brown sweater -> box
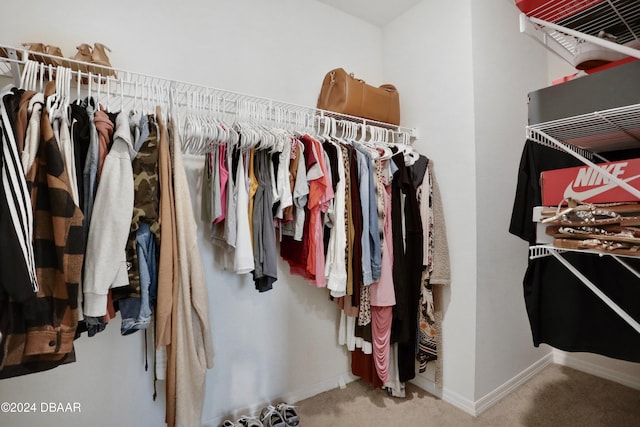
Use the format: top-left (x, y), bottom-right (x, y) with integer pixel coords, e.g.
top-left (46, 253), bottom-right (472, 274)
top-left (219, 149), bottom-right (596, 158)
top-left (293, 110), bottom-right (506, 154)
top-left (0, 84), bottom-right (85, 378)
top-left (156, 107), bottom-right (178, 349)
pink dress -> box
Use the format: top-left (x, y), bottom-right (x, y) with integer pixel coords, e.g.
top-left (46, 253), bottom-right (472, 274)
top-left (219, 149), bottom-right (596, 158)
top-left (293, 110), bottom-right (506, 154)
top-left (370, 166), bottom-right (395, 382)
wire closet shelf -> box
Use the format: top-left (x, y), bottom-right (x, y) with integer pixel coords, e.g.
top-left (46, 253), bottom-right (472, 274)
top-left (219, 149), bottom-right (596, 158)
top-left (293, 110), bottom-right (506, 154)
top-left (0, 44), bottom-right (416, 145)
top-left (527, 102), bottom-right (640, 201)
top-left (519, 0), bottom-right (640, 66)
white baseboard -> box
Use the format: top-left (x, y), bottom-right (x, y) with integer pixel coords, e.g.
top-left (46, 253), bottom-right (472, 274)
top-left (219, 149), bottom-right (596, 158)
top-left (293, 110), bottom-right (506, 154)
top-left (409, 375), bottom-right (443, 400)
top-left (410, 353), bottom-right (554, 417)
top-left (410, 373), bottom-right (477, 417)
top-left (552, 350), bottom-right (640, 390)
top-left (473, 352), bottom-right (554, 416)
top-left (442, 388), bottom-right (477, 416)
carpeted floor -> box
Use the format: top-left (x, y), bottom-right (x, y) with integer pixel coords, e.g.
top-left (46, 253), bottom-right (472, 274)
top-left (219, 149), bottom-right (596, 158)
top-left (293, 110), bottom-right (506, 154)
top-left (296, 364), bottom-right (640, 427)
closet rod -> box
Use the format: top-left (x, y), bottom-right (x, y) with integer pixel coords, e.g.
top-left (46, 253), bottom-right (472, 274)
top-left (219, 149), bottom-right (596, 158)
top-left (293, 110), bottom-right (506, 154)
top-left (0, 44), bottom-right (417, 141)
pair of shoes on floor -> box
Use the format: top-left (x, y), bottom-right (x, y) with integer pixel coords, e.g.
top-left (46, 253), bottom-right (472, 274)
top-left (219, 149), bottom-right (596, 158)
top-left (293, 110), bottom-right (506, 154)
top-left (272, 403), bottom-right (300, 427)
top-left (221, 402), bottom-right (300, 427)
top-left (221, 415), bottom-right (262, 427)
top-left (70, 43), bottom-right (116, 77)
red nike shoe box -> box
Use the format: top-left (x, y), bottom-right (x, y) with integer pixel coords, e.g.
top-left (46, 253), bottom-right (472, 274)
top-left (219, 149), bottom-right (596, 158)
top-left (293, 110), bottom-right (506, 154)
top-left (540, 158), bottom-right (640, 206)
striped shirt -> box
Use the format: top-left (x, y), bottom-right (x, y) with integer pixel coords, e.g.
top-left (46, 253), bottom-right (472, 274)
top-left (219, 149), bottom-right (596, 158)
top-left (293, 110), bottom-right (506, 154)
top-left (0, 88), bottom-right (38, 292)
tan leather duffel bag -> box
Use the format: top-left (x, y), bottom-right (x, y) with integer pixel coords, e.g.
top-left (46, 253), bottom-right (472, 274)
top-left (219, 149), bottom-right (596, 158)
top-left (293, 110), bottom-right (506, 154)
top-left (317, 68), bottom-right (400, 125)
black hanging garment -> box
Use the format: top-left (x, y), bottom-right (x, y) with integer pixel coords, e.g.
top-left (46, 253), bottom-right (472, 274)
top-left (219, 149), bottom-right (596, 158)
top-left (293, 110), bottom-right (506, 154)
top-left (390, 151), bottom-right (423, 382)
top-left (510, 140), bottom-right (640, 362)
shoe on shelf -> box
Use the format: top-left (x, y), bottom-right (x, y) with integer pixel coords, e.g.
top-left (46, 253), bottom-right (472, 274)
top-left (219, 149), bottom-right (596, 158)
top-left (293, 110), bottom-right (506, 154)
top-left (45, 45), bottom-right (67, 67)
top-left (90, 42), bottom-right (116, 77)
top-left (22, 43), bottom-right (65, 67)
top-left (236, 415), bottom-right (263, 427)
top-left (572, 31), bottom-right (627, 70)
top-left (260, 405), bottom-right (286, 427)
top-left (21, 42), bottom-right (46, 62)
top-left (276, 403), bottom-right (300, 427)
top-left (70, 43), bottom-right (92, 72)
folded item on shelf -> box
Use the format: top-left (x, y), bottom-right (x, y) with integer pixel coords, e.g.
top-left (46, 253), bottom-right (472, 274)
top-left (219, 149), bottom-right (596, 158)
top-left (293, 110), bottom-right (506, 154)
top-left (553, 237), bottom-right (640, 256)
top-left (546, 224), bottom-right (640, 245)
top-left (540, 203), bottom-right (622, 226)
top-left (539, 199), bottom-right (640, 226)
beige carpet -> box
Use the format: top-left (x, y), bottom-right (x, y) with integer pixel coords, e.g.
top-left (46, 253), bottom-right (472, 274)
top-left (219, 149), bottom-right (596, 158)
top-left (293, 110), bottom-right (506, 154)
top-left (296, 364), bottom-right (640, 427)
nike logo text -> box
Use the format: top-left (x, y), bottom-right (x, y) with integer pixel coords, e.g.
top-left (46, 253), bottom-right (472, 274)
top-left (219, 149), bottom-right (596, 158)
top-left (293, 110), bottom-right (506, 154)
top-left (564, 173), bottom-right (640, 200)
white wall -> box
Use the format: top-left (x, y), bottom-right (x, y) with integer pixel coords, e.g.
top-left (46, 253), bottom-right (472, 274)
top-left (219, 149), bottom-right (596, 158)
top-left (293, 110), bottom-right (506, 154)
top-left (383, 0), bottom-right (478, 402)
top-left (470, 0), bottom-right (551, 399)
top-left (0, 1), bottom-right (385, 426)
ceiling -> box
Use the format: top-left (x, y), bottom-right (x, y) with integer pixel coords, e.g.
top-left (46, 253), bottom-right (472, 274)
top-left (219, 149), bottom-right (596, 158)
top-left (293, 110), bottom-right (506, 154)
top-left (315, 0), bottom-right (423, 27)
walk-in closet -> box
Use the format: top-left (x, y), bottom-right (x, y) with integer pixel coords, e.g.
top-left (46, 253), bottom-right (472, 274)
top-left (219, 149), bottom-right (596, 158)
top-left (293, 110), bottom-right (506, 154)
top-left (0, 1), bottom-right (638, 427)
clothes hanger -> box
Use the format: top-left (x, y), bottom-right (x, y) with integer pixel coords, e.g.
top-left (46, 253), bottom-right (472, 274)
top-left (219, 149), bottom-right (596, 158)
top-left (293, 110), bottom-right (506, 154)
top-left (199, 93), bottom-right (214, 154)
top-left (75, 66), bottom-right (81, 104)
top-left (25, 60), bottom-right (37, 91)
top-left (19, 60), bottom-right (31, 89)
top-left (104, 75), bottom-right (110, 113)
top-left (181, 90), bottom-right (194, 153)
top-left (215, 95), bottom-right (230, 145)
top-left (96, 73), bottom-right (103, 109)
top-left (119, 76), bottom-right (124, 113)
top-left (46, 66), bottom-right (63, 123)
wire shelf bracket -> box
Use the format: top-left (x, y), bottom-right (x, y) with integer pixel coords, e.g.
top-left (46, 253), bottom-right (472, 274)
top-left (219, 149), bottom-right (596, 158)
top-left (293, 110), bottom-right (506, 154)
top-left (518, 0), bottom-right (640, 70)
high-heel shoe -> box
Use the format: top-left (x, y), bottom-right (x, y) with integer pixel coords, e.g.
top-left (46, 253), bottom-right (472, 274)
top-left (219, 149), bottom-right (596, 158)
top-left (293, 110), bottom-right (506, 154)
top-left (21, 43), bottom-right (47, 62)
top-left (91, 42), bottom-right (116, 77)
top-left (45, 45), bottom-right (67, 67)
top-left (70, 43), bottom-right (92, 73)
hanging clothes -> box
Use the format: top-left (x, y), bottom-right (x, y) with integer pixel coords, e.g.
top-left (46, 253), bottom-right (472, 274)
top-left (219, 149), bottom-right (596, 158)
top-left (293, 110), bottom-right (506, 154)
top-left (94, 107), bottom-right (114, 177)
top-left (390, 150), bottom-right (423, 383)
top-left (252, 148), bottom-right (278, 292)
top-left (156, 106), bottom-right (178, 350)
top-left (83, 111), bottom-right (134, 319)
top-left (118, 114), bottom-right (161, 335)
top-left (69, 101), bottom-right (90, 217)
top-left (417, 160), bottom-right (451, 375)
top-left (166, 119), bottom-right (214, 427)
top-left (325, 140), bottom-right (348, 297)
top-left (117, 115), bottom-right (160, 302)
top-left (82, 97), bottom-right (100, 231)
top-left (0, 88), bottom-right (40, 371)
top-left (281, 138), bottom-right (309, 241)
top-left (0, 84), bottom-right (85, 378)
top-left (280, 135), bottom-right (326, 283)
top-left (370, 149), bottom-right (396, 383)
top-left (215, 144), bottom-right (229, 224)
top-left (20, 92), bottom-right (43, 174)
top-left (234, 146), bottom-right (255, 274)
